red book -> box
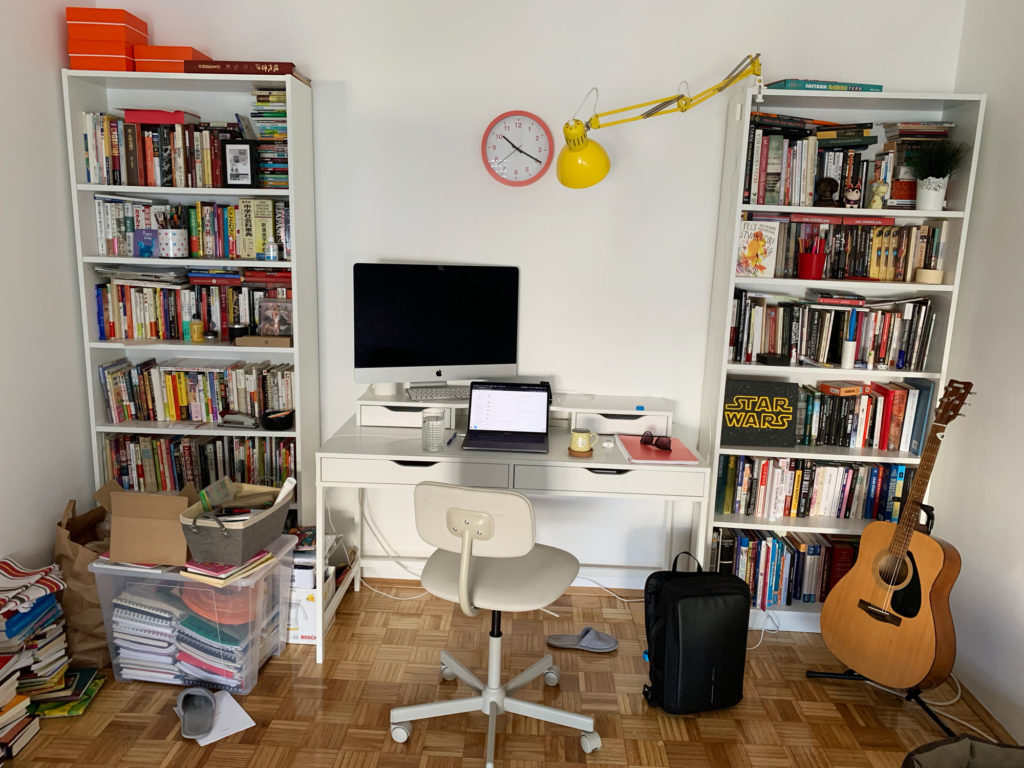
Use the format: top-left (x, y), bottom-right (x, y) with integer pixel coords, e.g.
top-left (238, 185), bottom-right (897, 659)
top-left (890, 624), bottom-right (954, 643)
top-left (123, 109), bottom-right (200, 125)
top-left (886, 383), bottom-right (909, 451)
top-left (789, 213), bottom-right (841, 224)
top-left (869, 382), bottom-right (897, 450)
top-left (842, 215), bottom-right (895, 226)
top-left (817, 380), bottom-right (869, 397)
top-left (184, 60), bottom-right (311, 86)
top-left (614, 434), bottom-right (699, 465)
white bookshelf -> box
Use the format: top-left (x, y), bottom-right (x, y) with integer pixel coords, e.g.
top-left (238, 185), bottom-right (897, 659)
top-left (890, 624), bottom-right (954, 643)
top-left (61, 70), bottom-right (320, 524)
top-left (699, 87), bottom-right (985, 631)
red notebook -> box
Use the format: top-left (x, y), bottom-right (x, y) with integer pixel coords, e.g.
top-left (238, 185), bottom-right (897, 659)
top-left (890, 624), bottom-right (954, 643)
top-left (615, 434), bottom-right (699, 465)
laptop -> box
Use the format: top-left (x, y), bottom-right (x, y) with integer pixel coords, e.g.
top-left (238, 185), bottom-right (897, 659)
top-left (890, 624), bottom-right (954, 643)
top-left (461, 381), bottom-right (550, 453)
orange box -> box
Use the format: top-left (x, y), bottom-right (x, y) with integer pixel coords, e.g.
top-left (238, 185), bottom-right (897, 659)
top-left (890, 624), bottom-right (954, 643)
top-left (66, 7), bottom-right (148, 45)
top-left (134, 45), bottom-right (211, 73)
top-left (68, 39), bottom-right (134, 71)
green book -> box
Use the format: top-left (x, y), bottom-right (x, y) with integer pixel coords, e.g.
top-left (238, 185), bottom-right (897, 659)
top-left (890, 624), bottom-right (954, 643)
top-left (32, 676), bottom-right (105, 718)
top-left (766, 78), bottom-right (882, 92)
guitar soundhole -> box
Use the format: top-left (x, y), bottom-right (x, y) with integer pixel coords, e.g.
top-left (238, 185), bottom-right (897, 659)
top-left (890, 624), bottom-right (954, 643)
top-left (876, 552), bottom-right (910, 589)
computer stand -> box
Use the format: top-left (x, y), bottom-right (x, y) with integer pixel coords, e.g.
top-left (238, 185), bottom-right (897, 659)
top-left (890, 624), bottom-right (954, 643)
top-left (804, 668), bottom-right (955, 737)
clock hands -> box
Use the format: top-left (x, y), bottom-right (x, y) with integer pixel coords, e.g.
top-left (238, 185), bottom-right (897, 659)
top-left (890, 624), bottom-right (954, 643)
top-left (501, 135), bottom-right (543, 165)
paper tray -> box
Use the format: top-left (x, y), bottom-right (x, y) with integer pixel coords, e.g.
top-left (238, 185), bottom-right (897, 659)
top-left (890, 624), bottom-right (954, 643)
top-left (181, 479), bottom-right (295, 566)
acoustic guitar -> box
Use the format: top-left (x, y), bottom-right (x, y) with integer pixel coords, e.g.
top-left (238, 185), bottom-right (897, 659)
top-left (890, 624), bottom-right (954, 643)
top-left (819, 379), bottom-right (972, 691)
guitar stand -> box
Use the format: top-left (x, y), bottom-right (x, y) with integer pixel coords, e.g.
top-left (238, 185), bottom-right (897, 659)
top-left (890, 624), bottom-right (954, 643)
top-left (805, 669), bottom-right (955, 737)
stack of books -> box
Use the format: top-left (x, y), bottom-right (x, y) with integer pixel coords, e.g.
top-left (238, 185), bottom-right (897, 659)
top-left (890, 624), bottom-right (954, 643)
top-left (29, 668), bottom-right (105, 719)
top-left (249, 87), bottom-right (289, 188)
top-left (0, 558), bottom-right (74, 758)
top-left (109, 587), bottom-right (184, 685)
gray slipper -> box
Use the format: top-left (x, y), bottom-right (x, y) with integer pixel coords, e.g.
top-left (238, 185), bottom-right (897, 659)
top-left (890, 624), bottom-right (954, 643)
top-left (173, 686), bottom-right (216, 739)
top-left (546, 626), bottom-right (618, 653)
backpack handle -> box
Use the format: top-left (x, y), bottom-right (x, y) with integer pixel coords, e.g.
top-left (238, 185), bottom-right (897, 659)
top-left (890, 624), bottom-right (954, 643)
top-left (671, 551), bottom-right (702, 572)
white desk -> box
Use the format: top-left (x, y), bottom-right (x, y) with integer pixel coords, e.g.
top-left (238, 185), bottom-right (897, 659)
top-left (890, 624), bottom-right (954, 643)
top-left (313, 417), bottom-right (709, 663)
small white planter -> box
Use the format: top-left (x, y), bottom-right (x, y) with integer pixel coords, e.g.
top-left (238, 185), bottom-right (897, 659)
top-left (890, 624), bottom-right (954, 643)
top-left (916, 176), bottom-right (949, 211)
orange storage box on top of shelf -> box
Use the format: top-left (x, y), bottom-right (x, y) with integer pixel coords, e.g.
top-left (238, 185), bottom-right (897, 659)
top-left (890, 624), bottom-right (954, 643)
top-left (67, 39), bottom-right (134, 71)
top-left (135, 45), bottom-right (211, 73)
top-left (65, 7), bottom-right (148, 45)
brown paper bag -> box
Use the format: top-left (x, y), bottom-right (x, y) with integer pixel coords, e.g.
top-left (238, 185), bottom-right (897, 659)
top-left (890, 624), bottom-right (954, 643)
top-left (53, 500), bottom-right (110, 669)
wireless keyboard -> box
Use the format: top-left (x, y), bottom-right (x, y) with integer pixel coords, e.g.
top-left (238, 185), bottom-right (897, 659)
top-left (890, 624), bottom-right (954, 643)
top-left (406, 385), bottom-right (471, 402)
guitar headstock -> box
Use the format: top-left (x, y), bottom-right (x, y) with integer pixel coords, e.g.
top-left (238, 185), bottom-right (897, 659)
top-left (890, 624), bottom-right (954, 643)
top-left (934, 379), bottom-right (974, 425)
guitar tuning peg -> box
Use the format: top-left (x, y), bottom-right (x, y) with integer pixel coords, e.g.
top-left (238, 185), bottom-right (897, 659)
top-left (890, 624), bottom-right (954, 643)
top-left (968, 391), bottom-right (978, 396)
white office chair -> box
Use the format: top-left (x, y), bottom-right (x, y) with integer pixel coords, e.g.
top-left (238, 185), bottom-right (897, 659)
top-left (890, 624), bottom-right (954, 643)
top-left (389, 482), bottom-right (601, 765)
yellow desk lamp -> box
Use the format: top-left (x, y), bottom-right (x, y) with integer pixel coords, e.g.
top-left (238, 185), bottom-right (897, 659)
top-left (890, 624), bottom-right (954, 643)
top-left (556, 53), bottom-right (763, 189)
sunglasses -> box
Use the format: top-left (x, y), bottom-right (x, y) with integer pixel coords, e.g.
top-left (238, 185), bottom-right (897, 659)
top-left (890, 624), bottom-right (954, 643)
top-left (640, 431), bottom-right (672, 451)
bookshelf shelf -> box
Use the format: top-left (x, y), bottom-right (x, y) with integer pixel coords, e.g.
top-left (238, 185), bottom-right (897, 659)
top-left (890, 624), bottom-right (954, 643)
top-left (63, 69), bottom-right (320, 524)
top-left (699, 86), bottom-right (985, 630)
top-left (83, 257), bottom-right (295, 268)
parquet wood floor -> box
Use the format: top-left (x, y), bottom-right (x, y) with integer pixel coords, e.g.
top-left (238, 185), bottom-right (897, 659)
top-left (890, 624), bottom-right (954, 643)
top-left (14, 585), bottom-right (1012, 768)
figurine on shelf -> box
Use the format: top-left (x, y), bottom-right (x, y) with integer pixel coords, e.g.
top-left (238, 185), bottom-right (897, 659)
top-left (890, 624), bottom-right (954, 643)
top-left (815, 177), bottom-right (840, 207)
top-left (869, 181), bottom-right (888, 209)
top-left (844, 184), bottom-right (862, 208)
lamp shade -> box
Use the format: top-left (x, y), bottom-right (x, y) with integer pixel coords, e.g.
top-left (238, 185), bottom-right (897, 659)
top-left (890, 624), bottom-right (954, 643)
top-left (556, 119), bottom-right (610, 188)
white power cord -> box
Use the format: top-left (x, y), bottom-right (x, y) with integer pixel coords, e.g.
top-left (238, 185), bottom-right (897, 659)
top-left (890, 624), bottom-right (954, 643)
top-left (575, 575), bottom-right (644, 603)
top-left (863, 675), bottom-right (998, 743)
top-left (746, 609), bottom-right (780, 650)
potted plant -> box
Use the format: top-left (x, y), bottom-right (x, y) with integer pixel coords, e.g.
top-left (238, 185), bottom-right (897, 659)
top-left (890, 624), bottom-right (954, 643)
top-left (906, 139), bottom-right (970, 211)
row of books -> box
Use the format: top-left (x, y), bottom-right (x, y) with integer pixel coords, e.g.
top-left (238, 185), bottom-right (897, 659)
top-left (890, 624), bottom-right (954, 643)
top-left (94, 267), bottom-right (291, 342)
top-left (94, 194), bottom-right (291, 261)
top-left (716, 455), bottom-right (915, 522)
top-left (711, 529), bottom-right (859, 609)
top-left (739, 214), bottom-right (949, 281)
top-left (81, 111), bottom-right (244, 188)
top-left (743, 112), bottom-right (956, 209)
top-left (249, 88), bottom-right (289, 189)
top-left (794, 379), bottom-right (934, 453)
top-left (97, 356), bottom-right (294, 425)
top-left (732, 290), bottom-right (936, 373)
top-left (101, 433), bottom-right (296, 494)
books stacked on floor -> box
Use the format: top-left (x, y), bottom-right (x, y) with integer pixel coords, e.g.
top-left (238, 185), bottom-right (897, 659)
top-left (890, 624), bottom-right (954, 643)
top-left (28, 668), bottom-right (105, 719)
top-left (250, 87), bottom-right (289, 188)
top-left (0, 558), bottom-right (72, 759)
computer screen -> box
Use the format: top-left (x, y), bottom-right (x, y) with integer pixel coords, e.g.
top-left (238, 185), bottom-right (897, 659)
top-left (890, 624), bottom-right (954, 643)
top-left (352, 262), bottom-right (519, 385)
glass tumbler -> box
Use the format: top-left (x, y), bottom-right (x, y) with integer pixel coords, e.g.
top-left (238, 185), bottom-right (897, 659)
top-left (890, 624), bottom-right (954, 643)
top-left (421, 408), bottom-right (445, 452)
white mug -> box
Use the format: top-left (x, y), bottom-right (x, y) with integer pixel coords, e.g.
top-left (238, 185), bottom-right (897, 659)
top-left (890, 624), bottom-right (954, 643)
top-left (569, 428), bottom-right (599, 453)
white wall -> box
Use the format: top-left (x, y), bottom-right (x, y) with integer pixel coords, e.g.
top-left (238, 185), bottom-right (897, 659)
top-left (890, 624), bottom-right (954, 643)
top-left (935, 0), bottom-right (1024, 742)
top-left (0, 1), bottom-right (94, 566)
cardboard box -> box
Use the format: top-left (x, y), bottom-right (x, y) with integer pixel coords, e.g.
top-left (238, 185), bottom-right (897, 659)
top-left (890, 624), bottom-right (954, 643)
top-left (134, 45), bottom-right (210, 73)
top-left (288, 587), bottom-right (319, 645)
top-left (235, 335), bottom-right (292, 348)
top-left (66, 7), bottom-right (148, 44)
top-left (68, 39), bottom-right (134, 71)
top-left (107, 483), bottom-right (198, 566)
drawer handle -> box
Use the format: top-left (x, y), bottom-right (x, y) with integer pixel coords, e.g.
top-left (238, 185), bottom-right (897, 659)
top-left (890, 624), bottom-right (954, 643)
top-left (585, 468), bottom-right (631, 475)
top-left (392, 460), bottom-right (439, 467)
top-left (594, 413), bottom-right (644, 421)
top-left (384, 406), bottom-right (426, 413)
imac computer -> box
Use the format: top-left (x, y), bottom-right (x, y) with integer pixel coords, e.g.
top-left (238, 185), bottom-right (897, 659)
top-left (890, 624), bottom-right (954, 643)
top-left (353, 262), bottom-right (519, 396)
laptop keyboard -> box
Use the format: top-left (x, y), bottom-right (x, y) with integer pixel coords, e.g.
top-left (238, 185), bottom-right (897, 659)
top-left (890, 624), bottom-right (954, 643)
top-left (470, 431), bottom-right (540, 442)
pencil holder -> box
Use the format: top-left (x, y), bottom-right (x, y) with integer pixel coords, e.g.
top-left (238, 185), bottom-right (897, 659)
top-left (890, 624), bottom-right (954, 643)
top-left (158, 228), bottom-right (189, 259)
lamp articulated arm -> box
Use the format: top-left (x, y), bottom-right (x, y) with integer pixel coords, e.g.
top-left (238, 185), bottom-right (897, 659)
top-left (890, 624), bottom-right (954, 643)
top-left (556, 53), bottom-right (763, 189)
top-left (588, 53), bottom-right (762, 130)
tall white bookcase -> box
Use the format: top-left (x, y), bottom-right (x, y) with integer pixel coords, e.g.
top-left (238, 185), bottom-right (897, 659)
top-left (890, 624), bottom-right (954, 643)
top-left (61, 70), bottom-right (320, 524)
top-left (699, 87), bottom-right (985, 631)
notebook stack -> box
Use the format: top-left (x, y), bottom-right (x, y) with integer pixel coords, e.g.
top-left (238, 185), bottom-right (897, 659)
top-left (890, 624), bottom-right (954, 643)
top-left (110, 587), bottom-right (185, 685)
top-left (249, 87), bottom-right (288, 188)
top-left (175, 614), bottom-right (250, 691)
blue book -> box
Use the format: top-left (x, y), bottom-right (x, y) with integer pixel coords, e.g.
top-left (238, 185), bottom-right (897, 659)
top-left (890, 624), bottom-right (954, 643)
top-left (864, 465), bottom-right (880, 519)
top-left (905, 378), bottom-right (936, 456)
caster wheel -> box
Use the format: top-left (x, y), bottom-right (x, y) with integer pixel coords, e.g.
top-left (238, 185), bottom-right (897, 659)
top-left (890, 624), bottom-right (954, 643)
top-left (580, 730), bottom-right (602, 754)
top-left (440, 663), bottom-right (456, 681)
top-left (391, 722), bottom-right (411, 743)
top-left (543, 665), bottom-right (561, 687)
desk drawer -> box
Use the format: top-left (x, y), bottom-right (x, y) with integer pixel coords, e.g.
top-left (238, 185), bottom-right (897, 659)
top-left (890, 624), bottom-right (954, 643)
top-left (358, 404), bottom-right (455, 428)
top-left (513, 465), bottom-right (705, 498)
top-left (320, 457), bottom-right (509, 488)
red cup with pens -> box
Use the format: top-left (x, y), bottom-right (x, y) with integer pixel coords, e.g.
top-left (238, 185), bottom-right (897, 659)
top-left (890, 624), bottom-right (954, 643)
top-left (797, 236), bottom-right (826, 280)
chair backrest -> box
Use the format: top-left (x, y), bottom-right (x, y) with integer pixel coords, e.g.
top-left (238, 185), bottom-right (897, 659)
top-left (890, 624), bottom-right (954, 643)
top-left (414, 482), bottom-right (535, 558)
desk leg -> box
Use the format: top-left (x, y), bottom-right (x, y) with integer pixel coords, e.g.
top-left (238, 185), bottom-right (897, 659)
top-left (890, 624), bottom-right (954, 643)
top-left (315, 483), bottom-right (325, 664)
top-left (353, 489), bottom-right (363, 592)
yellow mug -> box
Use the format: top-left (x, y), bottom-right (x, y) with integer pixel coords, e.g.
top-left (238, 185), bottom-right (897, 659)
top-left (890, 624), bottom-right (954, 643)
top-left (569, 428), bottom-right (599, 453)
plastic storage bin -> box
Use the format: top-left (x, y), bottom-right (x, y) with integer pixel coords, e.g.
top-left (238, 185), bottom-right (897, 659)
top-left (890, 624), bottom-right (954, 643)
top-left (89, 534), bottom-right (295, 695)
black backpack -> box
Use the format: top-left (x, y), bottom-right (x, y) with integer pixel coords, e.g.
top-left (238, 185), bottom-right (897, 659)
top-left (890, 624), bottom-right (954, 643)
top-left (642, 552), bottom-right (750, 714)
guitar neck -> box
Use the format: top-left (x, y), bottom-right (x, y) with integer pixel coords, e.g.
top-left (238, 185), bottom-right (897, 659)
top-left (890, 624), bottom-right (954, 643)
top-left (890, 421), bottom-right (946, 556)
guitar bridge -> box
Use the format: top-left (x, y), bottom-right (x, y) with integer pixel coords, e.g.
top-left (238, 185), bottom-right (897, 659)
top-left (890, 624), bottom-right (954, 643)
top-left (857, 599), bottom-right (902, 626)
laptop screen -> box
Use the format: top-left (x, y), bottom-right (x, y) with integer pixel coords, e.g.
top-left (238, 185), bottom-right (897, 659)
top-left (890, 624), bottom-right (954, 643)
top-left (467, 383), bottom-right (548, 434)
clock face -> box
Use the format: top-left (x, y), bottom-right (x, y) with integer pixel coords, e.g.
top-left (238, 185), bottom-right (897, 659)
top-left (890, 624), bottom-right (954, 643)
top-left (481, 110), bottom-right (553, 186)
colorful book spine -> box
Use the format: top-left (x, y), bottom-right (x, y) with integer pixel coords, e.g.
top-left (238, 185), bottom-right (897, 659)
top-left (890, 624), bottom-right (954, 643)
top-left (767, 79), bottom-right (883, 92)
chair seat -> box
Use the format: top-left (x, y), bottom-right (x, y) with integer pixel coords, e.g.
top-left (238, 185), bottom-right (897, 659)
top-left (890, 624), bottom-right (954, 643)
top-left (421, 544), bottom-right (579, 613)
